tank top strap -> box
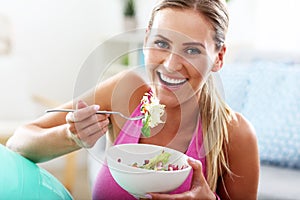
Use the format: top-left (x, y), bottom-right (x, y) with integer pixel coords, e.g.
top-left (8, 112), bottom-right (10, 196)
top-left (185, 117), bottom-right (207, 177)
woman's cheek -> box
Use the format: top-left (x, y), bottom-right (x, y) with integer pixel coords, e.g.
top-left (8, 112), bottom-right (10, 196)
top-left (189, 59), bottom-right (212, 78)
top-left (144, 51), bottom-right (161, 72)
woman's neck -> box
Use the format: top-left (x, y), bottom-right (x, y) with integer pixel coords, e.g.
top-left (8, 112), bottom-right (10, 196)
top-left (165, 95), bottom-right (200, 127)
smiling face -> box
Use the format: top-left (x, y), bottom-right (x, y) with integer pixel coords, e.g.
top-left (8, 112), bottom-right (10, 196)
top-left (144, 8), bottom-right (225, 108)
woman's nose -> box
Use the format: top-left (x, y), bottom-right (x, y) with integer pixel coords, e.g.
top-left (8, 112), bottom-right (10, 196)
top-left (163, 53), bottom-right (183, 73)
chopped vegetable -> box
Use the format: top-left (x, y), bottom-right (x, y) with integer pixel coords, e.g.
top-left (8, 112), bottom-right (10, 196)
top-left (126, 150), bottom-right (188, 171)
top-left (140, 91), bottom-right (165, 137)
top-left (140, 150), bottom-right (171, 170)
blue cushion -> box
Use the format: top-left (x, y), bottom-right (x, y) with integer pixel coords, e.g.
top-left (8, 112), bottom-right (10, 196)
top-left (241, 61), bottom-right (300, 169)
top-left (221, 60), bottom-right (300, 169)
top-left (220, 62), bottom-right (252, 112)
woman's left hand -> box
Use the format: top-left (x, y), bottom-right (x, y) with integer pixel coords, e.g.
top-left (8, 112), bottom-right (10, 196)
top-left (146, 157), bottom-right (216, 200)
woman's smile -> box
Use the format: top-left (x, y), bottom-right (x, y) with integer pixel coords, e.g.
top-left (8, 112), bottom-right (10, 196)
top-left (157, 71), bottom-right (188, 89)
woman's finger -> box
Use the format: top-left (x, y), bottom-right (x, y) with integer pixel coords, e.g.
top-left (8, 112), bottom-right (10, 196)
top-left (77, 118), bottom-right (110, 139)
top-left (66, 112), bottom-right (75, 123)
top-left (73, 105), bottom-right (100, 122)
top-left (68, 100), bottom-right (99, 122)
top-left (74, 114), bottom-right (98, 131)
top-left (187, 157), bottom-right (205, 189)
top-left (65, 102), bottom-right (99, 124)
top-left (74, 111), bottom-right (110, 132)
top-left (76, 100), bottom-right (88, 109)
top-left (80, 126), bottom-right (108, 148)
top-left (148, 192), bottom-right (183, 200)
top-left (65, 100), bottom-right (111, 148)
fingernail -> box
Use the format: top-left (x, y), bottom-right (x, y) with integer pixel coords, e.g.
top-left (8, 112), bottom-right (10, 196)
top-left (188, 157), bottom-right (196, 163)
top-left (76, 100), bottom-right (83, 109)
top-left (93, 105), bottom-right (100, 111)
top-left (144, 194), bottom-right (152, 199)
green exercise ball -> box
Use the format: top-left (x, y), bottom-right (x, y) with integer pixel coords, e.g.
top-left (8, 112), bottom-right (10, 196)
top-left (0, 144), bottom-right (73, 200)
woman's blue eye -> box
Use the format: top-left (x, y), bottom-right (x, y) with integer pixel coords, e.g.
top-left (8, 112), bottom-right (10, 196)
top-left (185, 48), bottom-right (201, 55)
top-left (154, 40), bottom-right (169, 49)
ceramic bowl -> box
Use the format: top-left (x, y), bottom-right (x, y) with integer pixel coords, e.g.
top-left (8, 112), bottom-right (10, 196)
top-left (106, 143), bottom-right (192, 198)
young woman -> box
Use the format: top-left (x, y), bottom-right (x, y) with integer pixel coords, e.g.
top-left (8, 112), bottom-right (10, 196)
top-left (7, 0), bottom-right (259, 199)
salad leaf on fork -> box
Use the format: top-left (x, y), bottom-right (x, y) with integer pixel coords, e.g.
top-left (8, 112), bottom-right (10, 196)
top-left (140, 91), bottom-right (165, 137)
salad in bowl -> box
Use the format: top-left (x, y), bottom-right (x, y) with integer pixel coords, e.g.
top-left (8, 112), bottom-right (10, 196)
top-left (106, 143), bottom-right (192, 198)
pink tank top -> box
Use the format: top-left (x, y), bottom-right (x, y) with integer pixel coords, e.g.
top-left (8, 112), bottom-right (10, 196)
top-left (92, 104), bottom-right (206, 200)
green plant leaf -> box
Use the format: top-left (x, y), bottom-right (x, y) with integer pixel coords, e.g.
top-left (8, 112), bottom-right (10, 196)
top-left (124, 0), bottom-right (135, 17)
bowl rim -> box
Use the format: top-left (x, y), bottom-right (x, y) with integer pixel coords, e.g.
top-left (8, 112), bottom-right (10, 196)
top-left (106, 143), bottom-right (192, 174)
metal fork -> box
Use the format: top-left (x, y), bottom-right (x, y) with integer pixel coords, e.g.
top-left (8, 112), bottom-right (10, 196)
top-left (45, 109), bottom-right (144, 121)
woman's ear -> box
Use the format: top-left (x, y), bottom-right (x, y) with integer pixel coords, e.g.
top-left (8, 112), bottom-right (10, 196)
top-left (143, 27), bottom-right (150, 47)
top-left (211, 44), bottom-right (226, 72)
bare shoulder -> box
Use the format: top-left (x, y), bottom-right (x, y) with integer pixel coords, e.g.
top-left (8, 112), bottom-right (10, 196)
top-left (94, 69), bottom-right (149, 110)
top-left (226, 111), bottom-right (259, 164)
top-left (227, 112), bottom-right (257, 145)
top-left (96, 69), bottom-right (146, 93)
top-left (219, 112), bottom-right (259, 199)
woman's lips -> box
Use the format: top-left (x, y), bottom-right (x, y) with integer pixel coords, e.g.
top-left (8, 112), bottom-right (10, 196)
top-left (157, 71), bottom-right (188, 87)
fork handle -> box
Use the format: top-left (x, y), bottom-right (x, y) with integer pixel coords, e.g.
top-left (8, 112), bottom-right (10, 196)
top-left (45, 109), bottom-right (74, 113)
top-left (96, 111), bottom-right (117, 115)
top-left (45, 109), bottom-right (113, 115)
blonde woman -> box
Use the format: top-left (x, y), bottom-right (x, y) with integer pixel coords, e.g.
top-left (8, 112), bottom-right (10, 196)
top-left (7, 0), bottom-right (259, 199)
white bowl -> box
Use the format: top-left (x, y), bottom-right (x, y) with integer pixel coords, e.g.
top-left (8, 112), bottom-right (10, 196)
top-left (106, 143), bottom-right (192, 198)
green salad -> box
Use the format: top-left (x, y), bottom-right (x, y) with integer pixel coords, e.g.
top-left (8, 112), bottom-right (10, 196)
top-left (129, 150), bottom-right (188, 171)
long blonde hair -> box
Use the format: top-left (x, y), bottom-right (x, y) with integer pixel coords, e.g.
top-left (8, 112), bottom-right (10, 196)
top-left (200, 75), bottom-right (234, 191)
top-left (148, 0), bottom-right (234, 192)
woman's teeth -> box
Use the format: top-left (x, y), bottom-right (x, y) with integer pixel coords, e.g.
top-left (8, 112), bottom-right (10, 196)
top-left (159, 72), bottom-right (187, 85)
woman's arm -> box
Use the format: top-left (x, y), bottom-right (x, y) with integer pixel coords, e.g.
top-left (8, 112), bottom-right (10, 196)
top-left (6, 102), bottom-right (79, 163)
top-left (5, 71), bottom-right (117, 163)
top-left (6, 69), bottom-right (148, 163)
top-left (217, 112), bottom-right (260, 199)
top-left (6, 100), bottom-right (109, 163)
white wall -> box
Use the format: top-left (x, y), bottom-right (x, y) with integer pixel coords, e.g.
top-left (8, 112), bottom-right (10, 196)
top-left (226, 0), bottom-right (300, 59)
top-left (254, 0), bottom-right (300, 53)
top-left (0, 0), bottom-right (124, 120)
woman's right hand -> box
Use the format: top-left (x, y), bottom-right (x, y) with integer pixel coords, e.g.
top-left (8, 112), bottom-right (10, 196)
top-left (65, 100), bottom-right (110, 148)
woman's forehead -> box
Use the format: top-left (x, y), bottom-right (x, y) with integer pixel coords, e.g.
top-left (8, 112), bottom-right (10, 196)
top-left (151, 8), bottom-right (214, 44)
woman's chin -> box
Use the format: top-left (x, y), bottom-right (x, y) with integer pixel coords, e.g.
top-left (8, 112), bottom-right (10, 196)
top-left (156, 90), bottom-right (181, 108)
top-left (157, 87), bottom-right (199, 108)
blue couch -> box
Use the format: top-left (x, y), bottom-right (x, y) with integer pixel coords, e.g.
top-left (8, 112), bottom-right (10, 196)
top-left (220, 59), bottom-right (300, 199)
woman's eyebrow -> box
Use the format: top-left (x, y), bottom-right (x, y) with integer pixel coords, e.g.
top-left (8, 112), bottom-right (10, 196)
top-left (155, 34), bottom-right (173, 44)
top-left (154, 34), bottom-right (206, 49)
top-left (182, 42), bottom-right (206, 49)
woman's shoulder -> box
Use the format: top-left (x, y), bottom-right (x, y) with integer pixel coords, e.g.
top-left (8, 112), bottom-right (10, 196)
top-left (111, 69), bottom-right (150, 106)
top-left (225, 111), bottom-right (259, 161)
top-left (95, 69), bottom-right (150, 109)
top-left (97, 69), bottom-right (147, 91)
top-left (225, 111), bottom-right (259, 167)
top-left (222, 113), bottom-right (260, 198)
top-left (227, 112), bottom-right (257, 144)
